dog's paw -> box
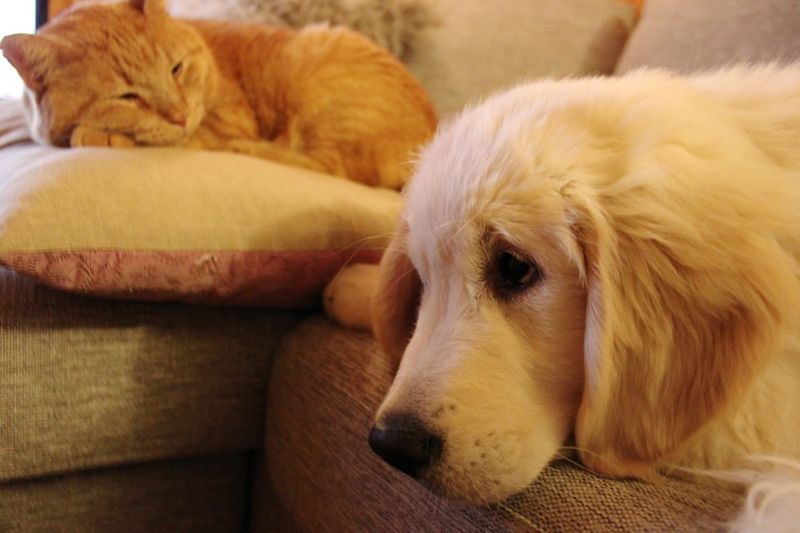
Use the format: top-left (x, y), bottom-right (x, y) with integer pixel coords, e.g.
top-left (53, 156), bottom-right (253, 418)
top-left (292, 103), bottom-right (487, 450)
top-left (71, 126), bottom-right (136, 148)
top-left (324, 263), bottom-right (380, 330)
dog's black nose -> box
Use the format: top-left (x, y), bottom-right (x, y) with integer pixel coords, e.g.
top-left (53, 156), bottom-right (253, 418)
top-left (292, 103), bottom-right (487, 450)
top-left (368, 415), bottom-right (442, 478)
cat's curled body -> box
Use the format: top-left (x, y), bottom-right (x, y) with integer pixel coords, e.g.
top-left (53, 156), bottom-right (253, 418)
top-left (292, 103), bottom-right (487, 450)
top-left (1, 0), bottom-right (437, 188)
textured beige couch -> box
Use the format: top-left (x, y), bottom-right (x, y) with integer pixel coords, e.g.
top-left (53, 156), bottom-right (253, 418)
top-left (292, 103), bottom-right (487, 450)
top-left (3, 0), bottom-right (799, 531)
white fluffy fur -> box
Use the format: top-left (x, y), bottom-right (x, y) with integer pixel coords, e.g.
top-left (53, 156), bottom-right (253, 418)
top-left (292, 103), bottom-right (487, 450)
top-left (328, 65), bottom-right (800, 526)
top-left (736, 463), bottom-right (800, 532)
top-left (705, 456), bottom-right (800, 532)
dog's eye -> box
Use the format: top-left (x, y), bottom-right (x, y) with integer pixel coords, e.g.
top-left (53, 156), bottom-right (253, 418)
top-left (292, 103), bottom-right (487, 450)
top-left (495, 250), bottom-right (540, 291)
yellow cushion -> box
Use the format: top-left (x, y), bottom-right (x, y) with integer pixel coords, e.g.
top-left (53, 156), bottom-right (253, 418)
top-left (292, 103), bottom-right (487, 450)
top-left (0, 103), bottom-right (400, 306)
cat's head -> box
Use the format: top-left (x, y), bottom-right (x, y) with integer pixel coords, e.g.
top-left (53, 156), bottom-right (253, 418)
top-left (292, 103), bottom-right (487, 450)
top-left (1, 0), bottom-right (216, 147)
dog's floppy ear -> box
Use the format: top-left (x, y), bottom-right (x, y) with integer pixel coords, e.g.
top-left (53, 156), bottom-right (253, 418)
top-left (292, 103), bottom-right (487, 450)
top-left (565, 168), bottom-right (800, 479)
top-left (372, 219), bottom-right (422, 372)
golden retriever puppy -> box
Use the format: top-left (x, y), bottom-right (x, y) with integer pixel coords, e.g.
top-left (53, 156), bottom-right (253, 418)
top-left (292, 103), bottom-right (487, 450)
top-left (328, 65), bottom-right (800, 512)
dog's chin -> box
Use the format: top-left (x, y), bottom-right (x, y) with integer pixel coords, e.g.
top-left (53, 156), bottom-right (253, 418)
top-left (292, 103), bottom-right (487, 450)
top-left (418, 456), bottom-right (552, 505)
top-left (418, 474), bottom-right (531, 505)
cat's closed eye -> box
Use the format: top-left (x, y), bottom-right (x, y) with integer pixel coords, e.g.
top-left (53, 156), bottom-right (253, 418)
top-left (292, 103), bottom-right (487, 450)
top-left (118, 92), bottom-right (142, 101)
top-left (171, 61), bottom-right (183, 77)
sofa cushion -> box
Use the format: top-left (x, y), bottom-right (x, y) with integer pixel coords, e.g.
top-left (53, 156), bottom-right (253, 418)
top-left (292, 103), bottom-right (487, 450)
top-left (616, 0), bottom-right (800, 74)
top-left (0, 267), bottom-right (300, 481)
top-left (0, 453), bottom-right (248, 532)
top-left (262, 318), bottom-right (743, 531)
top-left (0, 100), bottom-right (399, 308)
top-left (168, 0), bottom-right (436, 60)
top-left (406, 0), bottom-right (637, 117)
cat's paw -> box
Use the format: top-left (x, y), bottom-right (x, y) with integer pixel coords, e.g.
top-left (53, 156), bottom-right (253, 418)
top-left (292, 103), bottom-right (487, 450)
top-left (323, 263), bottom-right (380, 330)
top-left (71, 126), bottom-right (136, 148)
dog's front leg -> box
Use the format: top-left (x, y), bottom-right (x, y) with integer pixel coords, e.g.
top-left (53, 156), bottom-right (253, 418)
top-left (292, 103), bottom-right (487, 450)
top-left (323, 263), bottom-right (380, 330)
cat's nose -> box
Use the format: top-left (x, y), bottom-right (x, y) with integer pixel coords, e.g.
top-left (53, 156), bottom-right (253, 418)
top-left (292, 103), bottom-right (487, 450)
top-left (161, 106), bottom-right (188, 127)
top-left (165, 112), bottom-right (187, 127)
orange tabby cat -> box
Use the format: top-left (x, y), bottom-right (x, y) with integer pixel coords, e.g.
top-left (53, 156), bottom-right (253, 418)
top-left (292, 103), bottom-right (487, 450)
top-left (0, 0), bottom-right (436, 189)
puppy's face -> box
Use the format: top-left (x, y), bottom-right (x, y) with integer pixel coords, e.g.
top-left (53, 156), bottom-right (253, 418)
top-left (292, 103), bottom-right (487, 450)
top-left (372, 101), bottom-right (590, 501)
top-left (383, 216), bottom-right (586, 501)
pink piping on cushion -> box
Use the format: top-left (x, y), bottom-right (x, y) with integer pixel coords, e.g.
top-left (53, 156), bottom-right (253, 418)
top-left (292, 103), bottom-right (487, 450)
top-left (0, 249), bottom-right (382, 308)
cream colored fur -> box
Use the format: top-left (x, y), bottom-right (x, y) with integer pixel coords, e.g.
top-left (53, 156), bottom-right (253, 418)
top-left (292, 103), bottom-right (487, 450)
top-left (327, 65), bottom-right (800, 521)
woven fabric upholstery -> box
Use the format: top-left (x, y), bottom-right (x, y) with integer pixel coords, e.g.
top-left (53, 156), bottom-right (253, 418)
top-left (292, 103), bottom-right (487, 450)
top-left (0, 453), bottom-right (248, 532)
top-left (616, 0), bottom-right (800, 74)
top-left (0, 267), bottom-right (300, 481)
top-left (262, 318), bottom-right (743, 532)
top-left (406, 0), bottom-right (636, 116)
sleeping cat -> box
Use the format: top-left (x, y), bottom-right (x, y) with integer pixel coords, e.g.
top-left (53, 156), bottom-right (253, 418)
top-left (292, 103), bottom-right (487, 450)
top-left (0, 0), bottom-right (436, 189)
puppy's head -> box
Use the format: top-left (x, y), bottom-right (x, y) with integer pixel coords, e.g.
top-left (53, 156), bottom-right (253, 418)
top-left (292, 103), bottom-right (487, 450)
top-left (370, 163), bottom-right (587, 502)
top-left (369, 75), bottom-right (800, 503)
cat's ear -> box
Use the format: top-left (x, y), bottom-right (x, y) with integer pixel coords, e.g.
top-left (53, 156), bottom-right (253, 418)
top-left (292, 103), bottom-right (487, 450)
top-left (129, 0), bottom-right (167, 17)
top-left (0, 34), bottom-right (59, 92)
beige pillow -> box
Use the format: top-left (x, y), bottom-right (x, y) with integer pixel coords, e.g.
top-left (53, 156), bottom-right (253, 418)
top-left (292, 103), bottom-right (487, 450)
top-left (406, 0), bottom-right (637, 116)
top-left (616, 0), bottom-right (800, 74)
top-left (0, 123), bottom-right (400, 307)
